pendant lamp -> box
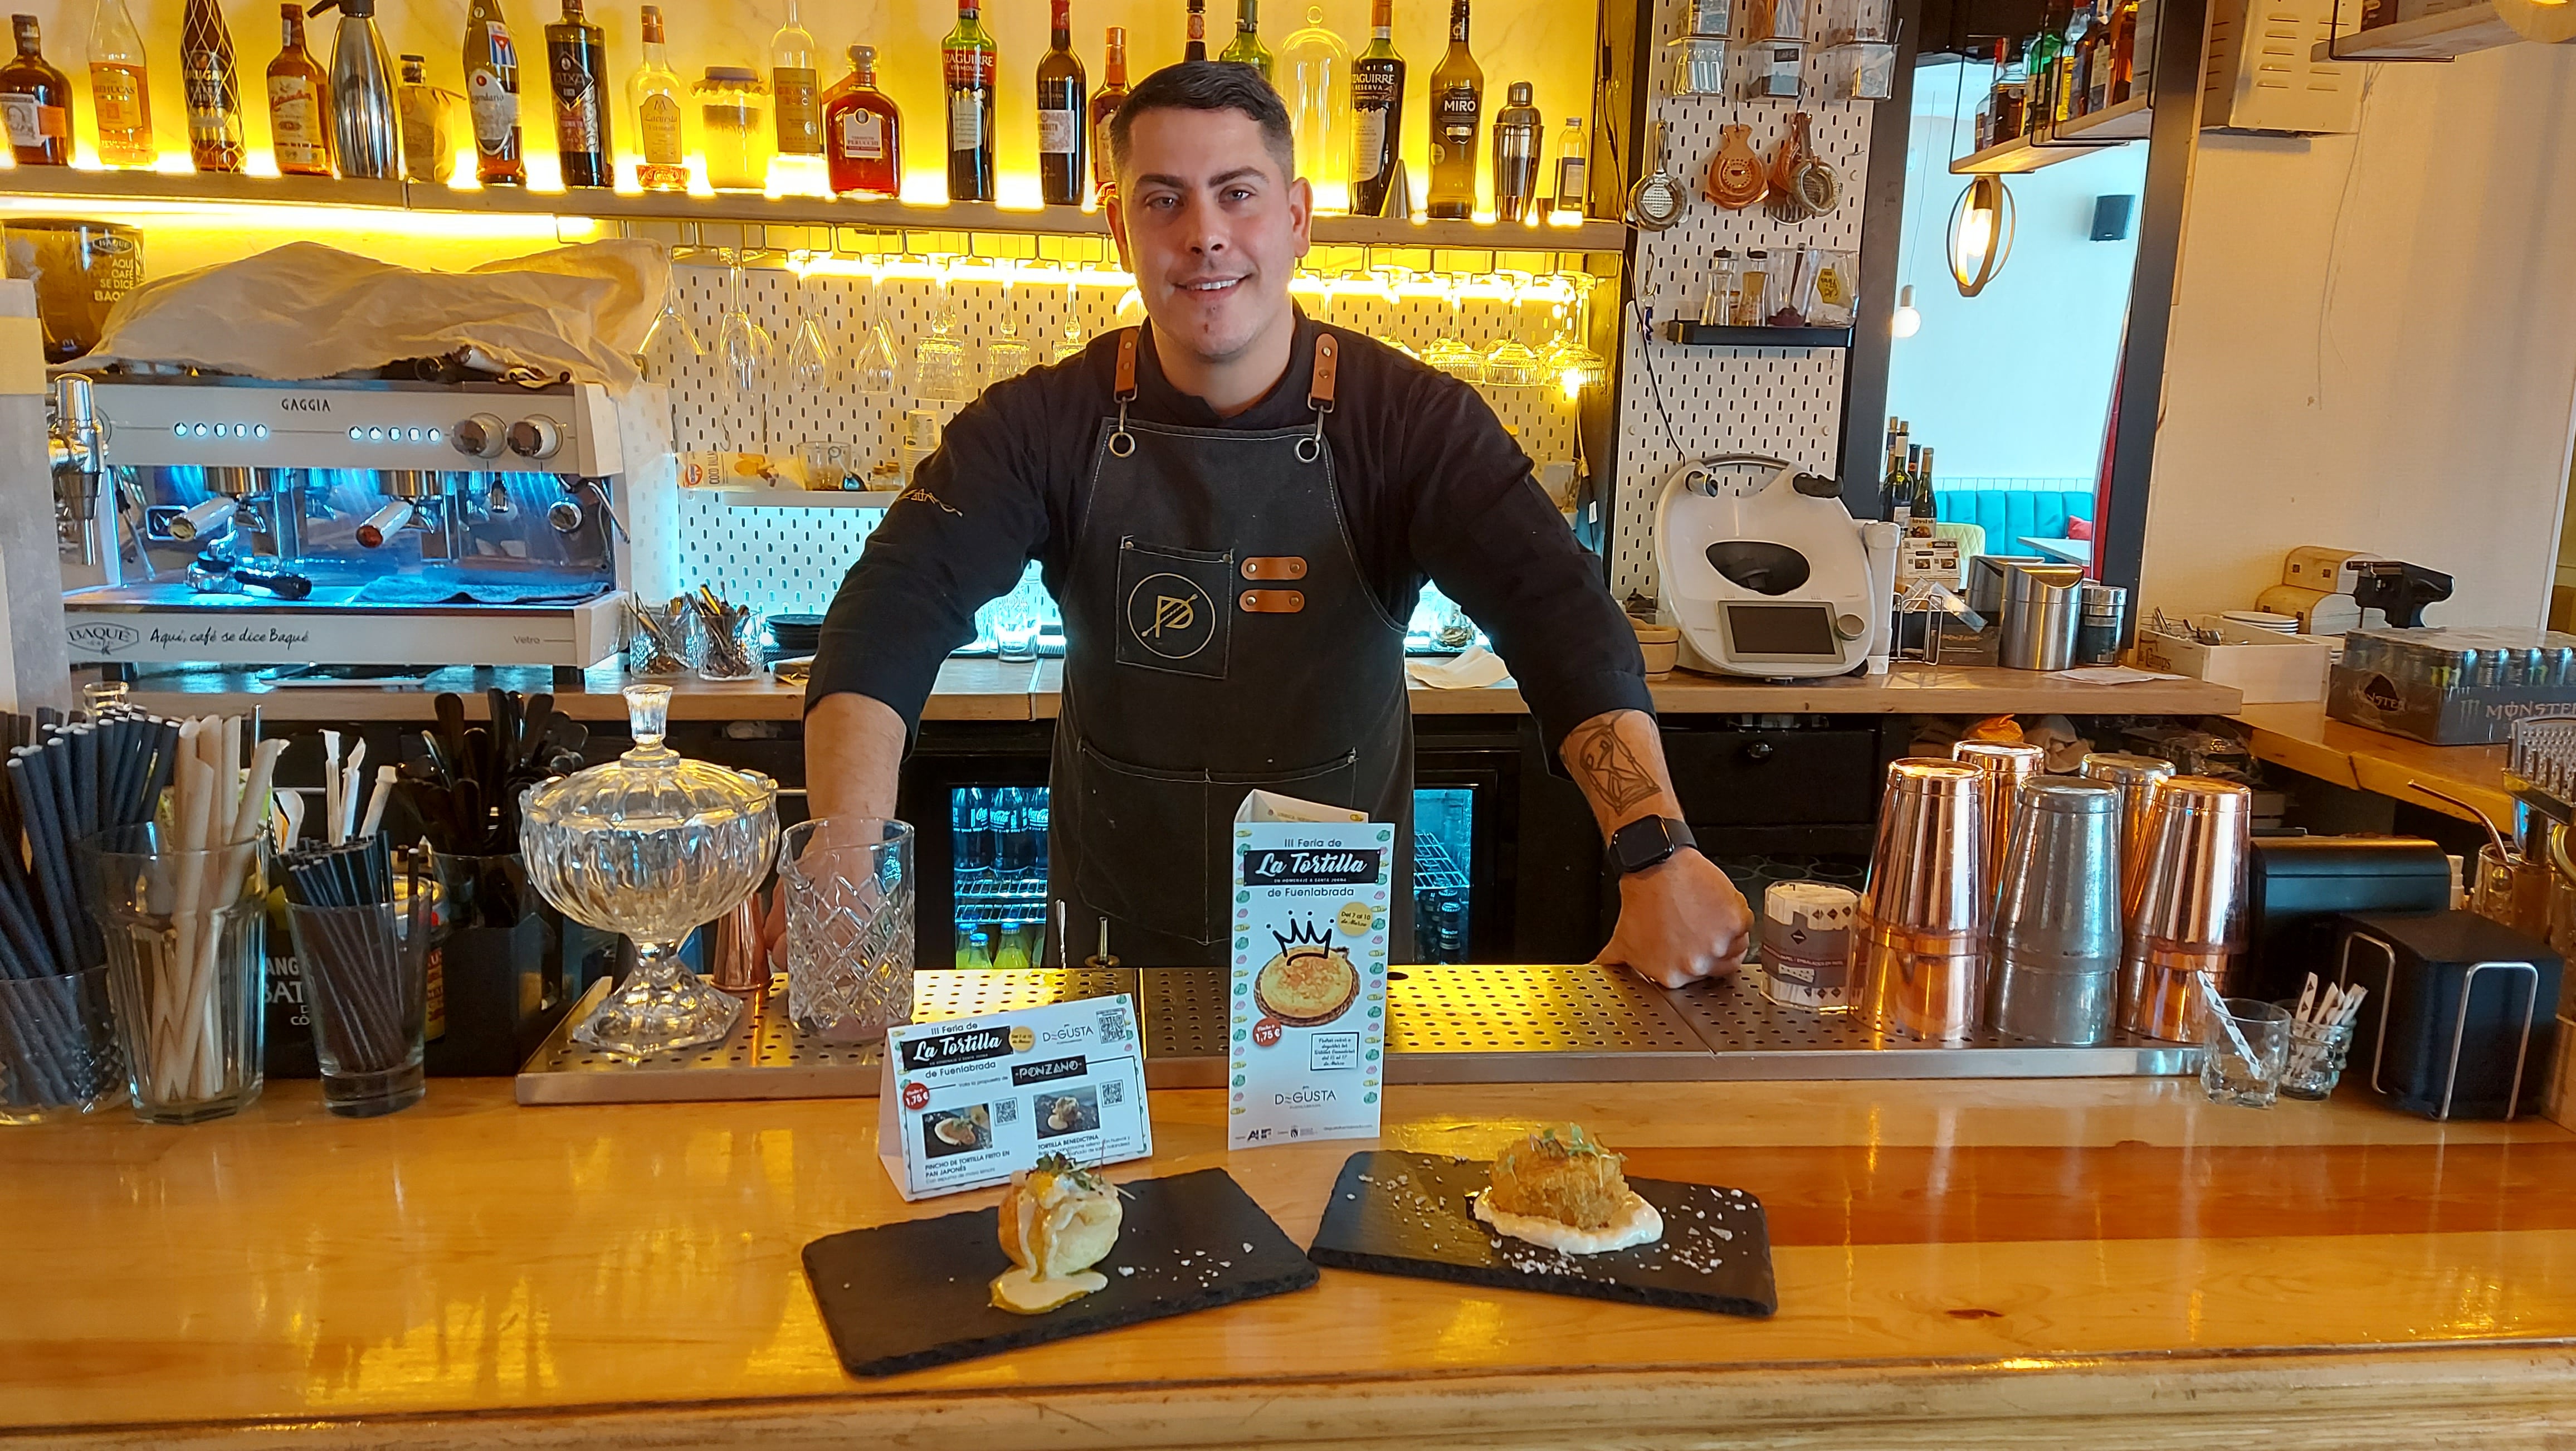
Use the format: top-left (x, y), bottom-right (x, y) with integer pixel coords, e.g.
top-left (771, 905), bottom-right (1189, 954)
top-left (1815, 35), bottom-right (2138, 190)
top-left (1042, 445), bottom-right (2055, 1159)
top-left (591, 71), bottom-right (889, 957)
top-left (1890, 284), bottom-right (1922, 338)
top-left (1946, 175), bottom-right (2016, 298)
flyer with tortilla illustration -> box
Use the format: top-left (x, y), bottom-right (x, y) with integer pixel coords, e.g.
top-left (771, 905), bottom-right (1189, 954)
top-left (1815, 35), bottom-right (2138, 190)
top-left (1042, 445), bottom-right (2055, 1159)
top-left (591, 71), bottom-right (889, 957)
top-left (1227, 791), bottom-right (1393, 1151)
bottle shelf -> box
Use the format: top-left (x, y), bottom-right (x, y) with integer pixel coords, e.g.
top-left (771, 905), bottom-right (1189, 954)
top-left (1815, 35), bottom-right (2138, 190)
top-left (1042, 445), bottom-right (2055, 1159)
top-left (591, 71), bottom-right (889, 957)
top-left (0, 167), bottom-right (1631, 252)
top-left (1949, 95), bottom-right (2151, 176)
top-left (1661, 321), bottom-right (1853, 348)
top-left (2307, 1), bottom-right (2526, 60)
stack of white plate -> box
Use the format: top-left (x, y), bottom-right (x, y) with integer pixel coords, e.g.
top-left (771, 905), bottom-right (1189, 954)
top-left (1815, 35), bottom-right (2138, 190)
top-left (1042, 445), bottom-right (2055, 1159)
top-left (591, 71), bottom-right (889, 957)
top-left (2218, 611), bottom-right (2301, 644)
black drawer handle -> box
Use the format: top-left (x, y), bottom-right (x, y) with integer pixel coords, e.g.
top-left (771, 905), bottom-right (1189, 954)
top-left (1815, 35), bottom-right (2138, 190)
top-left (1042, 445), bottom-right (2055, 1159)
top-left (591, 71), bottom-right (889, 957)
top-left (1743, 742), bottom-right (1774, 763)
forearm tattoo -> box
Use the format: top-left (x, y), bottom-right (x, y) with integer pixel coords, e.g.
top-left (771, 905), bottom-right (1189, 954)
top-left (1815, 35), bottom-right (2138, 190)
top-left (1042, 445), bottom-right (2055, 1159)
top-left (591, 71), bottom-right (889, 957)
top-left (1565, 717), bottom-right (1661, 817)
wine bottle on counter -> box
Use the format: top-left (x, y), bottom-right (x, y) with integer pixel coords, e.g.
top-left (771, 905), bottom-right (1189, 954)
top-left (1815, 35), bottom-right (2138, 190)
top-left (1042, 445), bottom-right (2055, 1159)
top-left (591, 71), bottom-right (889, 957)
top-left (1036, 0), bottom-right (1086, 206)
top-left (88, 0), bottom-right (153, 169)
top-left (943, 0), bottom-right (997, 203)
top-left (630, 3), bottom-right (684, 191)
top-left (772, 0), bottom-right (819, 156)
top-left (0, 16), bottom-right (70, 168)
top-left (266, 4), bottom-right (330, 177)
top-left (1909, 447), bottom-right (1938, 538)
top-left (1185, 0), bottom-right (1207, 61)
top-left (1088, 26), bottom-right (1128, 201)
top-left (1346, 0), bottom-right (1402, 217)
top-left (1425, 0), bottom-right (1480, 220)
top-left (1218, 0), bottom-right (1272, 82)
top-left (464, 0), bottom-right (525, 184)
top-left (181, 0), bottom-right (246, 173)
top-left (546, 0), bottom-right (609, 188)
top-left (823, 43), bottom-right (900, 197)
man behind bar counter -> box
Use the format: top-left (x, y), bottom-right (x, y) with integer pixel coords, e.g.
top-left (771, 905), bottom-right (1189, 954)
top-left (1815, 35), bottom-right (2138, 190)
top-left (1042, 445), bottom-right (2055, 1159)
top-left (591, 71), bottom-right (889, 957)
top-left (798, 62), bottom-right (1748, 985)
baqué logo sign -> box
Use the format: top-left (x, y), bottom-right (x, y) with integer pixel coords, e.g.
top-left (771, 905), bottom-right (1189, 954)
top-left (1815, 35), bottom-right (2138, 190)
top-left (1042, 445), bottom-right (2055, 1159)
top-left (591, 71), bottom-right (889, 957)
top-left (65, 621), bottom-right (139, 654)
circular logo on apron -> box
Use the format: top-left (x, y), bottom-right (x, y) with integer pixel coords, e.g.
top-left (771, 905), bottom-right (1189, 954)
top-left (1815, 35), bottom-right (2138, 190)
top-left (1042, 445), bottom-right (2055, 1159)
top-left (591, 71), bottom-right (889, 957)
top-left (1124, 572), bottom-right (1217, 660)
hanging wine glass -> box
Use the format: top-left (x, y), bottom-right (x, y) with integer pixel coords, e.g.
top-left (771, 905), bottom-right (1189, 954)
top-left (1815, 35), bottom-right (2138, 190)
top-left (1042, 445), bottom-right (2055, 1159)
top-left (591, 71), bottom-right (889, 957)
top-left (913, 258), bottom-right (970, 402)
top-left (1367, 263), bottom-right (1418, 359)
top-left (1542, 271), bottom-right (1611, 394)
top-left (714, 248), bottom-right (775, 453)
top-left (983, 257), bottom-right (1038, 383)
top-left (1421, 270), bottom-right (1485, 382)
top-left (1480, 270), bottom-right (1544, 388)
top-left (1052, 269), bottom-right (1089, 361)
top-left (784, 252), bottom-right (838, 398)
top-left (849, 252), bottom-right (899, 396)
top-left (638, 264), bottom-right (704, 382)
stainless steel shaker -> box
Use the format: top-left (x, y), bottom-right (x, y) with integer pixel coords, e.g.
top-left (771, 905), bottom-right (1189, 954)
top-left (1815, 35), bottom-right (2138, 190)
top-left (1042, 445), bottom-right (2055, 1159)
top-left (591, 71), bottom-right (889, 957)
top-left (1951, 739), bottom-right (2045, 902)
top-left (1491, 82), bottom-right (1544, 223)
top-left (1857, 758), bottom-right (1989, 1043)
top-left (1987, 778), bottom-right (2123, 1044)
top-left (1998, 563), bottom-right (2086, 670)
top-left (2120, 776), bottom-right (2254, 1042)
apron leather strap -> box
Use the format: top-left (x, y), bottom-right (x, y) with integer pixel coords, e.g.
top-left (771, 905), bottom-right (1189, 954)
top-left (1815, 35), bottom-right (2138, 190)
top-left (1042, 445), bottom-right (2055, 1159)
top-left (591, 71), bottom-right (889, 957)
top-left (1110, 328), bottom-right (1141, 456)
top-left (1307, 333), bottom-right (1339, 413)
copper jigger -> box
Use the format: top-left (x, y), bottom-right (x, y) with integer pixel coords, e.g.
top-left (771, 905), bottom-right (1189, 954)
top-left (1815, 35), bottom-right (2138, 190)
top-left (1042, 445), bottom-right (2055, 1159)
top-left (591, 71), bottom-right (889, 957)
top-left (2119, 775), bottom-right (2252, 1041)
top-left (709, 893), bottom-right (770, 995)
top-left (1953, 740), bottom-right (2046, 899)
top-left (1857, 758), bottom-right (1989, 1043)
top-left (2080, 751), bottom-right (2176, 918)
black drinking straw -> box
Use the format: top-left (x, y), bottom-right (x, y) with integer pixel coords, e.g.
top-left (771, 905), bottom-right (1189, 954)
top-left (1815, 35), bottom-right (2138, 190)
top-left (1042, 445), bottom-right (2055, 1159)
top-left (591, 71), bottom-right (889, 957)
top-left (7, 754), bottom-right (75, 972)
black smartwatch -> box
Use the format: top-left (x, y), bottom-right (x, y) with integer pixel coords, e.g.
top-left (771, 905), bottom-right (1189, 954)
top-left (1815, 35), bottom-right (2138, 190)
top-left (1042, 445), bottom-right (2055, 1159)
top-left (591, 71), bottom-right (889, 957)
top-left (1608, 816), bottom-right (1697, 876)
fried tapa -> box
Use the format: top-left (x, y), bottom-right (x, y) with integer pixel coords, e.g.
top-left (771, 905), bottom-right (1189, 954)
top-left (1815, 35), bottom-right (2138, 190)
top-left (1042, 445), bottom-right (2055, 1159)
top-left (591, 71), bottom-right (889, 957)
top-left (1484, 1122), bottom-right (1632, 1230)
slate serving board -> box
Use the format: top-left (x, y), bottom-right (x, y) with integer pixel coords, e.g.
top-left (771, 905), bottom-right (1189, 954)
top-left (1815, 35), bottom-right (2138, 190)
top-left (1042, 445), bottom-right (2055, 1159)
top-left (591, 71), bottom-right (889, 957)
top-left (803, 1167), bottom-right (1320, 1377)
top-left (1307, 1150), bottom-right (1778, 1317)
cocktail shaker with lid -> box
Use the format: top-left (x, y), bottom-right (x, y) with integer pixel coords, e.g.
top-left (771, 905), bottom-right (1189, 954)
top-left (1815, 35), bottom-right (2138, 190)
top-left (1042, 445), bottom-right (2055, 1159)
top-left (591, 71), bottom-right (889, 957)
top-left (1491, 81), bottom-right (1542, 222)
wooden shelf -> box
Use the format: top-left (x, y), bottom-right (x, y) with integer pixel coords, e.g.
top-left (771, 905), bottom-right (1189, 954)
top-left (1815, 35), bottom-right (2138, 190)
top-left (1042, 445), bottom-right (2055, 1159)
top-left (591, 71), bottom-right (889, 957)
top-left (1662, 322), bottom-right (1853, 348)
top-left (2308, 1), bottom-right (2526, 60)
top-left (0, 168), bottom-right (1631, 252)
top-left (1950, 96), bottom-right (2152, 176)
top-left (711, 488), bottom-right (900, 510)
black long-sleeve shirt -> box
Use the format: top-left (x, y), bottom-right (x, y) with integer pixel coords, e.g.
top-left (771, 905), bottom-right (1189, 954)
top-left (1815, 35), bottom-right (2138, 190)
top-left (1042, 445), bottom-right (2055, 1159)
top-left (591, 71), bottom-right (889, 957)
top-left (806, 312), bottom-right (1651, 763)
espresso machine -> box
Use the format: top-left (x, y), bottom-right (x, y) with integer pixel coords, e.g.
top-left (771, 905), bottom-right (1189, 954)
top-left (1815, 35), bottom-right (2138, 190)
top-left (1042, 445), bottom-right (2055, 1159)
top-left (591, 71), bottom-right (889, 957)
top-left (48, 373), bottom-right (675, 669)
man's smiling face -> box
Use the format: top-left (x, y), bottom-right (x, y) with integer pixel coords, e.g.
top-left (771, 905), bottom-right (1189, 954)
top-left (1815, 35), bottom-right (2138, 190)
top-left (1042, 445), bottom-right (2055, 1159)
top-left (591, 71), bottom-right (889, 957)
top-left (1108, 106), bottom-right (1311, 368)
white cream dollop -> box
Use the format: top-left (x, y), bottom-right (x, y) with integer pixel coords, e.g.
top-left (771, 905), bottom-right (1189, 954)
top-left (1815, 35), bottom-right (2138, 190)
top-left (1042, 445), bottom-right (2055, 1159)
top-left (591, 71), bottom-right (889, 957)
top-left (1474, 1190), bottom-right (1665, 1255)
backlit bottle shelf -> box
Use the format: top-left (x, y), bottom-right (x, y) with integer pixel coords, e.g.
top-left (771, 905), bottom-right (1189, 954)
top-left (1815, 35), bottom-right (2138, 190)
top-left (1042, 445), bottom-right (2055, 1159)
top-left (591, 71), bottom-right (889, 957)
top-left (0, 165), bottom-right (1629, 252)
top-left (1949, 95), bottom-right (2151, 176)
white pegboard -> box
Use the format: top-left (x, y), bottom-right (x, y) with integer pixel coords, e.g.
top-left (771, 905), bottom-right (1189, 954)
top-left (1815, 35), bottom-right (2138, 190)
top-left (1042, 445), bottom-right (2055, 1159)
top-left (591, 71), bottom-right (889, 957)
top-left (653, 259), bottom-right (1596, 620)
top-left (1609, 0), bottom-right (1879, 598)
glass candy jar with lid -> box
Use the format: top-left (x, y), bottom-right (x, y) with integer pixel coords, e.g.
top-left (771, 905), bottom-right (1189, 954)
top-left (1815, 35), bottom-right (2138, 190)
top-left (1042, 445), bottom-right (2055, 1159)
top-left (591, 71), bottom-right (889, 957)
top-left (521, 684), bottom-right (780, 1056)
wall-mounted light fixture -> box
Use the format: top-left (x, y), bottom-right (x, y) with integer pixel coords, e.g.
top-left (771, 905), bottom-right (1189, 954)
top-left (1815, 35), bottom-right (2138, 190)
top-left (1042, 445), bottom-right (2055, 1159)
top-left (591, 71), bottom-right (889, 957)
top-left (1946, 174), bottom-right (2015, 298)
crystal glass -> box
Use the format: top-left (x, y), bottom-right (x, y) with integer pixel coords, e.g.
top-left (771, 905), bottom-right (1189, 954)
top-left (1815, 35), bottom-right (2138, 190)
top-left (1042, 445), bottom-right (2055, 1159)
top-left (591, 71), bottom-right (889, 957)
top-left (2279, 1009), bottom-right (2356, 1101)
top-left (81, 822), bottom-right (268, 1124)
top-left (1543, 272), bottom-right (1610, 393)
top-left (283, 889), bottom-right (431, 1118)
top-left (990, 572), bottom-right (1045, 660)
top-left (639, 269), bottom-right (704, 383)
top-left (2199, 996), bottom-right (2291, 1109)
top-left (850, 270), bottom-right (899, 396)
top-left (521, 685), bottom-right (781, 1058)
top-left (1052, 274), bottom-right (1089, 362)
top-left (1422, 271), bottom-right (1486, 381)
top-left (626, 595), bottom-right (700, 676)
top-left (781, 817), bottom-right (916, 1042)
top-left (1481, 272), bottom-right (1544, 387)
top-left (784, 257), bottom-right (838, 398)
top-left (715, 250), bottom-right (775, 453)
top-left (1367, 264), bottom-right (1420, 359)
top-left (914, 284), bottom-right (970, 402)
top-left (0, 967), bottom-right (123, 1124)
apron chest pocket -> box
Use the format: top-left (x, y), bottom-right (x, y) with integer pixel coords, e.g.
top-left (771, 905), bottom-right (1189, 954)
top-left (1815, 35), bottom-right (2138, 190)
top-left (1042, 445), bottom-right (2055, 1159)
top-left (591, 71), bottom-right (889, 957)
top-left (1115, 538), bottom-right (1233, 680)
top-left (1069, 742), bottom-right (1360, 947)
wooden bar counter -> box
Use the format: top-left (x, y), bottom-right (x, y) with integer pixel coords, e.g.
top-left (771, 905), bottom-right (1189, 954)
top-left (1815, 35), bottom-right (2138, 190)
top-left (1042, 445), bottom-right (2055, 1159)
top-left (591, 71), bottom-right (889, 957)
top-left (3, 1071), bottom-right (2570, 1449)
top-left (119, 660), bottom-right (2243, 723)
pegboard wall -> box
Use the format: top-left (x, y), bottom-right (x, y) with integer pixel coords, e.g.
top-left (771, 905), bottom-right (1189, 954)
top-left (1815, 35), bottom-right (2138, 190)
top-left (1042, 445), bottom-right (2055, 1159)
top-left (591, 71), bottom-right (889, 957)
top-left (1607, 0), bottom-right (1880, 598)
top-left (653, 259), bottom-right (1597, 620)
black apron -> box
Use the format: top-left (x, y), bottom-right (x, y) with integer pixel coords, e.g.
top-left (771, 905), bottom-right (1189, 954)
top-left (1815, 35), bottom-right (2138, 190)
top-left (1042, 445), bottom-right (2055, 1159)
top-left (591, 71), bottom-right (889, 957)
top-left (1047, 326), bottom-right (1414, 967)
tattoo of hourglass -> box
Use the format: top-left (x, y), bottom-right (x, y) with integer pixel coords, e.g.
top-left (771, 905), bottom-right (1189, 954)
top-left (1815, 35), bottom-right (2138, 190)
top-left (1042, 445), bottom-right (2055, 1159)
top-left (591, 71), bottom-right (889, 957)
top-left (1568, 720), bottom-right (1659, 816)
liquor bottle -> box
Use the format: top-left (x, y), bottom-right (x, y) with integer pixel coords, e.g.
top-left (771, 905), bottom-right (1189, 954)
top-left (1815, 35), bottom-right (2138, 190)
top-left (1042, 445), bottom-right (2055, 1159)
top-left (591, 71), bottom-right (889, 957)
top-left (181, 0), bottom-right (246, 173)
top-left (546, 0), bottom-right (609, 188)
top-left (266, 4), bottom-right (330, 176)
top-left (1087, 25), bottom-right (1128, 200)
top-left (397, 53), bottom-right (455, 182)
top-left (943, 0), bottom-right (997, 203)
top-left (2105, 0), bottom-right (2139, 105)
top-left (1185, 0), bottom-right (1207, 61)
top-left (464, 0), bottom-right (525, 184)
top-left (823, 43), bottom-right (900, 197)
top-left (1280, 5), bottom-right (1347, 198)
top-left (1425, 0), bottom-right (1481, 220)
top-left (2080, 0), bottom-right (2112, 113)
top-left (630, 4), bottom-right (684, 190)
top-left (1987, 38), bottom-right (2026, 142)
top-left (1036, 0), bottom-right (1086, 205)
top-left (1551, 116), bottom-right (1585, 216)
top-left (2022, 2), bottom-right (2061, 136)
top-left (0, 16), bottom-right (70, 167)
top-left (2053, 0), bottom-right (2085, 122)
top-left (1490, 80), bottom-right (1540, 222)
top-left (1347, 0), bottom-right (1402, 216)
top-left (1909, 446), bottom-right (1938, 537)
top-left (772, 0), bottom-right (819, 156)
top-left (1219, 0), bottom-right (1272, 82)
top-left (88, 0), bottom-right (154, 169)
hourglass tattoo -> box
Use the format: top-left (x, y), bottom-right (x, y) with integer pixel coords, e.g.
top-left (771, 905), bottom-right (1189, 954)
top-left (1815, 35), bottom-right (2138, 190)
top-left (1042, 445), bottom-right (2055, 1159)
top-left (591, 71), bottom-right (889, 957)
top-left (1564, 717), bottom-right (1661, 816)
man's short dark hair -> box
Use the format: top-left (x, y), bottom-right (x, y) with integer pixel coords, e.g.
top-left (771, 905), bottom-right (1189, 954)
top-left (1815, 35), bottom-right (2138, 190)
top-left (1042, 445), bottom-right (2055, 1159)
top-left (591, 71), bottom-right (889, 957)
top-left (1108, 61), bottom-right (1296, 183)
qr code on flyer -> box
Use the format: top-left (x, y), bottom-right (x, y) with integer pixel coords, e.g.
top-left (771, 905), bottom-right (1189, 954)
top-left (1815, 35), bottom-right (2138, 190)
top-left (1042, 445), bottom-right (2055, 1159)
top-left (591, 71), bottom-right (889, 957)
top-left (1101, 1080), bottom-right (1125, 1106)
top-left (993, 1098), bottom-right (1020, 1126)
top-left (1097, 1005), bottom-right (1131, 1043)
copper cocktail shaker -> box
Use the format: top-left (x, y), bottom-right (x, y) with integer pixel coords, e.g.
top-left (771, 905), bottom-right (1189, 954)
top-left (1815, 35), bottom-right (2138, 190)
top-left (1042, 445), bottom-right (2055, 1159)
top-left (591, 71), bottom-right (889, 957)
top-left (2120, 776), bottom-right (2253, 1041)
top-left (2080, 751), bottom-right (2176, 919)
top-left (1953, 739), bottom-right (2046, 901)
top-left (1857, 758), bottom-right (1989, 1043)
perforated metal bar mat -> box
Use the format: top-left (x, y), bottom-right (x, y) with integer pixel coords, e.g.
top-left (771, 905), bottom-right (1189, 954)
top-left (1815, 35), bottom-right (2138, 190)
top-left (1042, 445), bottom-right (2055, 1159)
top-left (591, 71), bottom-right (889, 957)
top-left (1381, 965), bottom-right (1713, 1083)
top-left (1657, 970), bottom-right (2202, 1080)
top-left (515, 968), bottom-right (1137, 1105)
